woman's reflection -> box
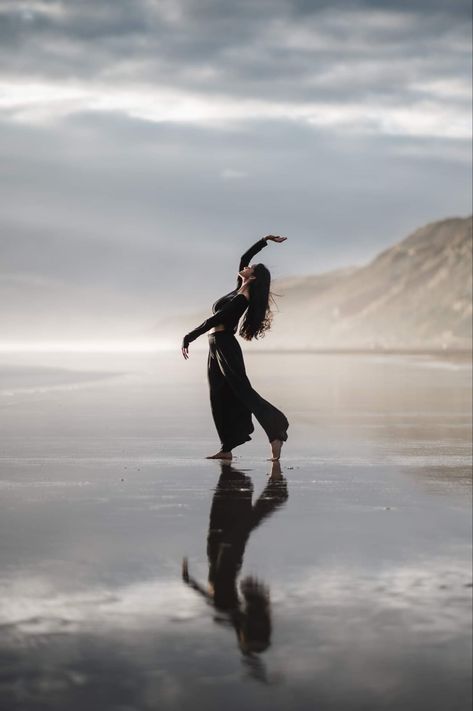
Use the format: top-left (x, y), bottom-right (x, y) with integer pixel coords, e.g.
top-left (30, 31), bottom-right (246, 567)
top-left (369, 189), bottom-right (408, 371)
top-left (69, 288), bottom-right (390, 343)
top-left (182, 460), bottom-right (288, 665)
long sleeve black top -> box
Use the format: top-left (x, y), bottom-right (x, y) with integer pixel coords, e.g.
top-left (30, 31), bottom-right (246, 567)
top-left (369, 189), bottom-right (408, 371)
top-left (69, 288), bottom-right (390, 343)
top-left (182, 238), bottom-right (268, 348)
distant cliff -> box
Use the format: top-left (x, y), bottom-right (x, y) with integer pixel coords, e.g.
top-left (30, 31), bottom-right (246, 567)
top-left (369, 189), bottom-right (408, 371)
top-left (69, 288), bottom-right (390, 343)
top-left (162, 216), bottom-right (472, 351)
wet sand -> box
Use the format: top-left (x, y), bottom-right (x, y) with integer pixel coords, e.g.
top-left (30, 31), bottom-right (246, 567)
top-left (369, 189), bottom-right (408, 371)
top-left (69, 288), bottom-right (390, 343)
top-left (0, 351), bottom-right (471, 711)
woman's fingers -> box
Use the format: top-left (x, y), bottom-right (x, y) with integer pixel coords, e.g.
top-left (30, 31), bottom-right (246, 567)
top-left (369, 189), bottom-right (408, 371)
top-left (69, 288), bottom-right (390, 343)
top-left (181, 346), bottom-right (189, 359)
top-left (265, 235), bottom-right (287, 242)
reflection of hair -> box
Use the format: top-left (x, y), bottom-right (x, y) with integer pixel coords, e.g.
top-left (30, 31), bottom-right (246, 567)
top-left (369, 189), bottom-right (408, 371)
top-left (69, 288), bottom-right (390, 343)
top-left (239, 263), bottom-right (276, 341)
top-left (236, 576), bottom-right (271, 654)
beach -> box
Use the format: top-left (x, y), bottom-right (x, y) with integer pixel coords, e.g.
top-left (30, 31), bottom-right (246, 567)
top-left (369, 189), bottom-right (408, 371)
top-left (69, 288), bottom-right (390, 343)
top-left (0, 350), bottom-right (471, 711)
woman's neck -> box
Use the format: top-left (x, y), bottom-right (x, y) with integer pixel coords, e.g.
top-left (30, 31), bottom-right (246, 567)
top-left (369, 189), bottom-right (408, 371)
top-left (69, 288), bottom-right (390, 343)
top-left (237, 281), bottom-right (251, 299)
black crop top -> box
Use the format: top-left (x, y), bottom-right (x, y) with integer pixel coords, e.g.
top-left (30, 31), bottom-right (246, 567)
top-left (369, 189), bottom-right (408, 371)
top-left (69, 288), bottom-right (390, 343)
top-left (182, 238), bottom-right (268, 348)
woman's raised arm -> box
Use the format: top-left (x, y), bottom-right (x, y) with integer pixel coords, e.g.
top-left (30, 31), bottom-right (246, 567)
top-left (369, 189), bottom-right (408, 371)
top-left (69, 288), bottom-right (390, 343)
top-left (236, 237), bottom-right (268, 289)
top-left (236, 235), bottom-right (287, 289)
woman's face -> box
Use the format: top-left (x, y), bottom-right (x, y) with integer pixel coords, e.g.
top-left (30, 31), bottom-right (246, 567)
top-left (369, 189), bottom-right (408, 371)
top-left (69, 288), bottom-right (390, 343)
top-left (238, 264), bottom-right (255, 280)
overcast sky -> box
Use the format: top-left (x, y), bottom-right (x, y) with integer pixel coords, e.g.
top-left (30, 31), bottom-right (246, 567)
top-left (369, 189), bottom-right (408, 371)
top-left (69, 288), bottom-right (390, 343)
top-left (0, 0), bottom-right (471, 343)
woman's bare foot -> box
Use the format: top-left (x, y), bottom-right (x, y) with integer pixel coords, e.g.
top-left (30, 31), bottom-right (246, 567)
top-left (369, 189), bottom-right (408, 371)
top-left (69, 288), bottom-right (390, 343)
top-left (268, 460), bottom-right (282, 480)
top-left (268, 439), bottom-right (283, 461)
top-left (206, 450), bottom-right (232, 460)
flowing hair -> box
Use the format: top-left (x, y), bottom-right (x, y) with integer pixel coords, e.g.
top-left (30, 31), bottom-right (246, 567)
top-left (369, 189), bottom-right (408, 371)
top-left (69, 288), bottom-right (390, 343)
top-left (239, 263), bottom-right (278, 341)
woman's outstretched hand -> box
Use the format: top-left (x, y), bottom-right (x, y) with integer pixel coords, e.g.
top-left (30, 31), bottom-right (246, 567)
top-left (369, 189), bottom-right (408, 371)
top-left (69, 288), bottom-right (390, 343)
top-left (265, 235), bottom-right (287, 243)
top-left (181, 345), bottom-right (189, 360)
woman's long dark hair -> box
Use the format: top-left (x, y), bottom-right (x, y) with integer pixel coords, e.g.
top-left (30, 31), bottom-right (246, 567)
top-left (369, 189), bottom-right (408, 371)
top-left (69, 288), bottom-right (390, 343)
top-left (239, 263), bottom-right (277, 341)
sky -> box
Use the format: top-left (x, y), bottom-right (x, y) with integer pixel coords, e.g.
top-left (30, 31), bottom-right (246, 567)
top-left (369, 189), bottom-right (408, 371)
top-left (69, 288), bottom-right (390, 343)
top-left (0, 0), bottom-right (471, 346)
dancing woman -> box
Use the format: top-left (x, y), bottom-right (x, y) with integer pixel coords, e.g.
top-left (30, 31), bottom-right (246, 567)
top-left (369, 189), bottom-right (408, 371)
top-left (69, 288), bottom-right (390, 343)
top-left (181, 235), bottom-right (289, 461)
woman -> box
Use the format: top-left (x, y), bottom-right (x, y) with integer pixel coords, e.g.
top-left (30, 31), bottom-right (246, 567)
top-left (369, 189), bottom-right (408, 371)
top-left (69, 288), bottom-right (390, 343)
top-left (181, 235), bottom-right (289, 461)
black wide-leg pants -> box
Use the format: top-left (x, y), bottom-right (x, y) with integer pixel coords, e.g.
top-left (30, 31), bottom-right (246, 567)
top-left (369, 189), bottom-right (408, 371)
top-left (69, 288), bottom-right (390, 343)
top-left (207, 332), bottom-right (289, 452)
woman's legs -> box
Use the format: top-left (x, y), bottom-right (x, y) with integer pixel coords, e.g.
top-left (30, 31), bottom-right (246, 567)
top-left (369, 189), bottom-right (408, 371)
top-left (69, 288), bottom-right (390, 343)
top-left (213, 334), bottom-right (289, 454)
top-left (207, 339), bottom-right (254, 456)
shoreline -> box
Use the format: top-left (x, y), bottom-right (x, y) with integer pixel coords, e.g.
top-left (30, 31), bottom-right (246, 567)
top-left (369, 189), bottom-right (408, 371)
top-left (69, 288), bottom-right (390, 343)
top-left (0, 347), bottom-right (471, 356)
top-left (244, 348), bottom-right (473, 357)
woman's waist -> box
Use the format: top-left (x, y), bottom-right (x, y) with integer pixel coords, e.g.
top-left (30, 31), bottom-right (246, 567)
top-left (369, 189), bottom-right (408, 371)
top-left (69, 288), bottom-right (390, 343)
top-left (209, 324), bottom-right (237, 334)
top-left (208, 327), bottom-right (236, 337)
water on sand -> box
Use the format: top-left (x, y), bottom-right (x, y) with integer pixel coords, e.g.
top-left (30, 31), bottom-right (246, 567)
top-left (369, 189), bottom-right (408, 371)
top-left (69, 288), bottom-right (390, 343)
top-left (0, 351), bottom-right (471, 711)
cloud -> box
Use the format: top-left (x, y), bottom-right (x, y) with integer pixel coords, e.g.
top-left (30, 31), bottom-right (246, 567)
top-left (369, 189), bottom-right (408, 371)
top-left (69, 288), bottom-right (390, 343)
top-left (221, 168), bottom-right (248, 180)
top-left (1, 77), bottom-right (470, 139)
top-left (0, 1), bottom-right (471, 342)
top-left (0, 1), bottom-right (470, 137)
